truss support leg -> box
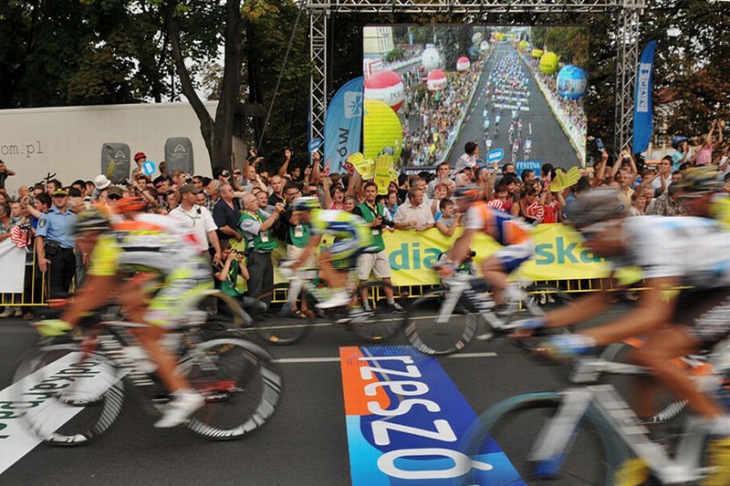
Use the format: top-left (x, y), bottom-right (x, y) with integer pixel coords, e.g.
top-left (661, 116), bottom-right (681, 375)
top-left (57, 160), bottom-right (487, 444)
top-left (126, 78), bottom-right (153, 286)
top-left (614, 7), bottom-right (641, 153)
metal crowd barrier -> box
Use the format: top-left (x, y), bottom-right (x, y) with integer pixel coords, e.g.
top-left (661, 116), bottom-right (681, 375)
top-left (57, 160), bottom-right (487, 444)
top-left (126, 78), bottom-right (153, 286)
top-left (0, 250), bottom-right (48, 309)
top-left (0, 251), bottom-right (679, 310)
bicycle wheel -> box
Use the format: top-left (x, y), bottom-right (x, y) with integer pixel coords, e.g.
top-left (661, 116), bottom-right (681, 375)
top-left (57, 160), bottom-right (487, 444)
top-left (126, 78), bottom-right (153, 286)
top-left (12, 342), bottom-right (125, 446)
top-left (253, 283), bottom-right (312, 345)
top-left (196, 291), bottom-right (248, 331)
top-left (457, 392), bottom-right (626, 486)
top-left (350, 281), bottom-right (403, 342)
top-left (403, 288), bottom-right (480, 355)
top-left (181, 338), bottom-right (282, 440)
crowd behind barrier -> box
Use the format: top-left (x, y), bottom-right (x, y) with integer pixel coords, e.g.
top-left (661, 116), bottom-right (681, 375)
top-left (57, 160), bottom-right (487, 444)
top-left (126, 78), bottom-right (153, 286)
top-left (0, 111), bottom-right (727, 318)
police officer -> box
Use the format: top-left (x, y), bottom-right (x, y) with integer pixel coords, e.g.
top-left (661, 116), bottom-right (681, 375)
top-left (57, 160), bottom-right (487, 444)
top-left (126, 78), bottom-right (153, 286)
top-left (35, 188), bottom-right (77, 298)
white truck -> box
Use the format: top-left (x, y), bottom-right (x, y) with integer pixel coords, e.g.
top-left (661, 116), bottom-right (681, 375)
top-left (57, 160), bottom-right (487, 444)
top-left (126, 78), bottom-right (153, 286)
top-left (0, 101), bottom-right (246, 193)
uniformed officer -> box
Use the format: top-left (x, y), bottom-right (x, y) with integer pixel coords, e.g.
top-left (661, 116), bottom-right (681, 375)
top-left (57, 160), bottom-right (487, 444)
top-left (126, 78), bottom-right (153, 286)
top-left (35, 188), bottom-right (77, 297)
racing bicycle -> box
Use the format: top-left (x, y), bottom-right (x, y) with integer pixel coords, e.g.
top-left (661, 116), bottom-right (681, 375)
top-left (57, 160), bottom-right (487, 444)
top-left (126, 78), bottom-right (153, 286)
top-left (456, 347), bottom-right (730, 485)
top-left (402, 271), bottom-right (573, 355)
top-left (12, 290), bottom-right (282, 445)
top-left (254, 262), bottom-right (405, 345)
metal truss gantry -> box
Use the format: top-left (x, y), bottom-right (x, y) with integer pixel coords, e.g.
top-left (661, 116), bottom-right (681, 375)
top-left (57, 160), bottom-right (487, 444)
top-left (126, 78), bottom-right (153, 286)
top-left (307, 0), bottom-right (646, 156)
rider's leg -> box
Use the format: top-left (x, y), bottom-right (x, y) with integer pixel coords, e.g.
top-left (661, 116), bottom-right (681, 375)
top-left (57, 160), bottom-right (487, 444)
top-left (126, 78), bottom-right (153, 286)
top-left (481, 256), bottom-right (509, 306)
top-left (118, 277), bottom-right (191, 393)
top-left (632, 326), bottom-right (723, 419)
top-left (319, 250), bottom-right (347, 290)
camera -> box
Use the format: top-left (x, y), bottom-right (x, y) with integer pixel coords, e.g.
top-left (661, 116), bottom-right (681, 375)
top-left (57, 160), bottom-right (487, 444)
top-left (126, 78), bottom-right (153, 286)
top-left (185, 177), bottom-right (193, 184)
top-left (467, 251), bottom-right (477, 258)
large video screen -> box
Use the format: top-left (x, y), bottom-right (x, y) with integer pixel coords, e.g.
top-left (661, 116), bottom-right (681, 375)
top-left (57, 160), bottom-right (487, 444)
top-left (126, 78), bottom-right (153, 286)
top-left (362, 25), bottom-right (588, 171)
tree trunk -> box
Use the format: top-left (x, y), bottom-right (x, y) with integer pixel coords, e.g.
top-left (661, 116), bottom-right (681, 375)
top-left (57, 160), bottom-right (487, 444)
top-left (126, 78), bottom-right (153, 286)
top-left (162, 0), bottom-right (244, 173)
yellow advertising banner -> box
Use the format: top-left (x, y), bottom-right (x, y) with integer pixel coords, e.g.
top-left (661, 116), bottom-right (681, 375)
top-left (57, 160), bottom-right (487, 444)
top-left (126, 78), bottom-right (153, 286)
top-left (257, 224), bottom-right (612, 287)
top-left (381, 224), bottom-right (611, 286)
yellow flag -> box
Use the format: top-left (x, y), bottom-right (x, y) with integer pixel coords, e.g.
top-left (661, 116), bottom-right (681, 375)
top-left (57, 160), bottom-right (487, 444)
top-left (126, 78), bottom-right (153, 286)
top-left (374, 154), bottom-right (393, 195)
top-left (549, 166), bottom-right (582, 192)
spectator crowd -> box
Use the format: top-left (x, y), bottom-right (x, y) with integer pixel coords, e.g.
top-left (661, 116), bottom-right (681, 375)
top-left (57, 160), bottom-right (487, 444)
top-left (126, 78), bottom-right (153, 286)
top-left (0, 116), bottom-right (726, 320)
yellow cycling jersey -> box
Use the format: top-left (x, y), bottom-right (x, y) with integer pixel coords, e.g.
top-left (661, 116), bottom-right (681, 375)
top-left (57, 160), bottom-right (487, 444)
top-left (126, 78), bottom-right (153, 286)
top-left (88, 219), bottom-right (208, 279)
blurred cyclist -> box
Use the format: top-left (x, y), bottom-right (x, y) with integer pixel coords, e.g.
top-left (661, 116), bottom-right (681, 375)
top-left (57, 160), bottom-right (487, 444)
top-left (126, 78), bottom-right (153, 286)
top-left (38, 207), bottom-right (212, 428)
top-left (285, 197), bottom-right (373, 310)
top-left (444, 185), bottom-right (533, 322)
top-left (517, 186), bottom-right (730, 485)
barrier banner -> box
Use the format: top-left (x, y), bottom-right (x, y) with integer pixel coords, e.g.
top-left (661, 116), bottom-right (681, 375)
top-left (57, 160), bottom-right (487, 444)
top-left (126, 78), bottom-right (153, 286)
top-left (382, 224), bottom-right (610, 286)
top-left (0, 239), bottom-right (26, 293)
top-left (264, 224), bottom-right (610, 288)
top-left (340, 345), bottom-right (523, 485)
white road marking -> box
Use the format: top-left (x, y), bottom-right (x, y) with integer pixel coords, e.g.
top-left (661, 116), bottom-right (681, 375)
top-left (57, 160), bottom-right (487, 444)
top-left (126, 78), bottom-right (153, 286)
top-left (0, 352), bottom-right (121, 476)
top-left (275, 351), bottom-right (497, 364)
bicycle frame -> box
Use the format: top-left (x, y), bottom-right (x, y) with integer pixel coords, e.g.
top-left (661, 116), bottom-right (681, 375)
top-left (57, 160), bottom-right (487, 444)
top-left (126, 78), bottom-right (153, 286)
top-left (529, 358), bottom-right (713, 484)
top-left (435, 277), bottom-right (534, 334)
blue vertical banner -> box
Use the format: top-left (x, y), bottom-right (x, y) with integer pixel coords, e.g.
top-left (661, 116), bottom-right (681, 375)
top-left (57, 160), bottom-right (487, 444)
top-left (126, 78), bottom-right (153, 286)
top-left (632, 40), bottom-right (657, 153)
top-left (325, 77), bottom-right (364, 173)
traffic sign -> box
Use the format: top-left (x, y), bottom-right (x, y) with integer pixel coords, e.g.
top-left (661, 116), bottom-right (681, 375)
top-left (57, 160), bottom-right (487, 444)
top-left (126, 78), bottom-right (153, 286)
top-left (308, 138), bottom-right (323, 153)
top-left (487, 148), bottom-right (505, 163)
top-left (142, 160), bottom-right (156, 176)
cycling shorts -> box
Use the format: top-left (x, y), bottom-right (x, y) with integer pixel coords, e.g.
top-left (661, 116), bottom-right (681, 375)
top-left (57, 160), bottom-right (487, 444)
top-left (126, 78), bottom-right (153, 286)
top-left (493, 242), bottom-right (533, 274)
top-left (675, 288), bottom-right (730, 346)
top-left (324, 236), bottom-right (363, 263)
top-left (144, 266), bottom-right (213, 328)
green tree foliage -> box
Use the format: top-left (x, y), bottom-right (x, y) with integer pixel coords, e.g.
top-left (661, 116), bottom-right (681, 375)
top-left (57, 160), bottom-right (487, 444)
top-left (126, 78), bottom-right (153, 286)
top-left (1, 0), bottom-right (725, 164)
top-left (0, 0), bottom-right (171, 108)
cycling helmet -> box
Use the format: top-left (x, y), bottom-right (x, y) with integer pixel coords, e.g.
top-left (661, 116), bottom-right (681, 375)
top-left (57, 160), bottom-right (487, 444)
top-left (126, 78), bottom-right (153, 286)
top-left (116, 196), bottom-right (146, 214)
top-left (292, 196), bottom-right (320, 212)
top-left (564, 187), bottom-right (626, 230)
top-left (675, 167), bottom-right (723, 194)
top-left (453, 184), bottom-right (481, 200)
top-left (671, 136), bottom-right (688, 150)
top-left (73, 207), bottom-right (111, 235)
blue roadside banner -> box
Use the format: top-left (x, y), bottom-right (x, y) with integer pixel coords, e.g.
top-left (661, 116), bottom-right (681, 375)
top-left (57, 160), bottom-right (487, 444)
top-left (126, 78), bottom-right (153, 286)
top-left (325, 77), bottom-right (364, 173)
top-left (632, 40), bottom-right (657, 153)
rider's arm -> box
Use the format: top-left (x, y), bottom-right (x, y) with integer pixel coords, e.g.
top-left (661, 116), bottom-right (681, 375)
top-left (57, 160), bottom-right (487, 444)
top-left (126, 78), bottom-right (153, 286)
top-left (540, 281), bottom-right (613, 329)
top-left (578, 276), bottom-right (679, 347)
top-left (61, 275), bottom-right (116, 326)
top-left (448, 227), bottom-right (475, 264)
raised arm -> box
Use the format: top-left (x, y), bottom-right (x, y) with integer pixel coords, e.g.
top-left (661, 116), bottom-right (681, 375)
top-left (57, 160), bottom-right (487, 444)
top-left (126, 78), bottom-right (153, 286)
top-left (278, 150), bottom-right (291, 178)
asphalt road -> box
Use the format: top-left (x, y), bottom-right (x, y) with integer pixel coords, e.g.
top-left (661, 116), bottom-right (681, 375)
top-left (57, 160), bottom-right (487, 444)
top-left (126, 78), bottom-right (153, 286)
top-left (0, 303), bottom-right (631, 486)
top-left (453, 43), bottom-right (582, 171)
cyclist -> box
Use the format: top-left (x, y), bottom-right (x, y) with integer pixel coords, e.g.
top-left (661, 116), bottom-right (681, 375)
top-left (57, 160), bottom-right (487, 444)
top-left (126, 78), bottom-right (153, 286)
top-left (444, 185), bottom-right (533, 321)
top-left (482, 118), bottom-right (490, 138)
top-left (37, 207), bottom-right (213, 428)
top-left (494, 112), bottom-right (501, 131)
top-left (516, 186), bottom-right (730, 485)
top-left (485, 137), bottom-right (493, 152)
top-left (524, 137), bottom-right (532, 158)
top-left (286, 197), bottom-right (373, 310)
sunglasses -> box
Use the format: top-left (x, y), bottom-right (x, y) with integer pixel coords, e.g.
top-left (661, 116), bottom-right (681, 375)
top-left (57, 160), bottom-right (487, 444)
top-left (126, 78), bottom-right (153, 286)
top-left (580, 221), bottom-right (615, 241)
top-left (108, 195), bottom-right (122, 201)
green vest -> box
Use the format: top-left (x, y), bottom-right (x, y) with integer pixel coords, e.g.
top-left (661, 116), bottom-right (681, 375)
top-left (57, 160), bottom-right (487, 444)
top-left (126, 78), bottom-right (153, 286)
top-left (288, 223), bottom-right (310, 249)
top-left (356, 202), bottom-right (385, 252)
top-left (240, 211), bottom-right (278, 252)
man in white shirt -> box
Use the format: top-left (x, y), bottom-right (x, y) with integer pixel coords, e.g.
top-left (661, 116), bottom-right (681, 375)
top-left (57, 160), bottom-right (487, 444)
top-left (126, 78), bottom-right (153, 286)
top-left (394, 188), bottom-right (435, 231)
top-left (169, 184), bottom-right (222, 266)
